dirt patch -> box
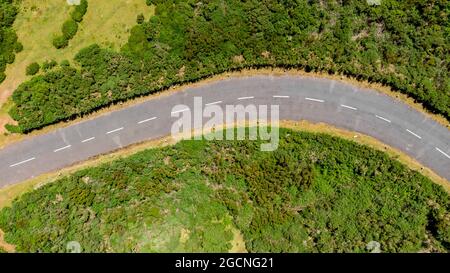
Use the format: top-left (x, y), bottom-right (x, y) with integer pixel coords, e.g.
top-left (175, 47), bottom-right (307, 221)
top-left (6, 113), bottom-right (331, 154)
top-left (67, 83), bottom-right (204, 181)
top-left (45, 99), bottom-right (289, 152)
top-left (229, 227), bottom-right (247, 253)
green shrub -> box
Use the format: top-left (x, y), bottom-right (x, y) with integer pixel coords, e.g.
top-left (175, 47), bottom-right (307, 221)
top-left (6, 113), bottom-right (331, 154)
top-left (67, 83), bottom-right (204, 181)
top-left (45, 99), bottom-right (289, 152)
top-left (136, 13), bottom-right (144, 24)
top-left (25, 62), bottom-right (40, 76)
top-left (0, 72), bottom-right (5, 83)
top-left (52, 36), bottom-right (68, 49)
top-left (14, 42), bottom-right (23, 53)
top-left (0, 1), bottom-right (19, 79)
top-left (4, 123), bottom-right (22, 134)
top-left (60, 60), bottom-right (70, 67)
top-left (70, 0), bottom-right (88, 22)
top-left (62, 19), bottom-right (78, 40)
top-left (53, 2), bottom-right (86, 50)
top-left (42, 60), bottom-right (58, 71)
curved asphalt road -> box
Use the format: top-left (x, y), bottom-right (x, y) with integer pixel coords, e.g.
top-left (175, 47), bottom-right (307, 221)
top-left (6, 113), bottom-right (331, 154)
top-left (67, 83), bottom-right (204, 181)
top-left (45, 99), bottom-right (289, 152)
top-left (0, 75), bottom-right (449, 187)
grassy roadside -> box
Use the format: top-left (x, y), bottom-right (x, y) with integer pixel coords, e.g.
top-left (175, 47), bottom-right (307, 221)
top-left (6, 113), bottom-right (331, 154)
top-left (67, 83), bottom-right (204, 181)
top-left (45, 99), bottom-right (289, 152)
top-left (1, 120), bottom-right (448, 212)
top-left (1, 68), bottom-right (449, 150)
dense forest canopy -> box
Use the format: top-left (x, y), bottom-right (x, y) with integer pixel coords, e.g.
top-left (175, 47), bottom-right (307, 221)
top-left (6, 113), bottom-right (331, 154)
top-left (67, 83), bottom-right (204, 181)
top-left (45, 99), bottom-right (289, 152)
top-left (7, 0), bottom-right (450, 132)
top-left (0, 0), bottom-right (21, 83)
top-left (0, 129), bottom-right (448, 252)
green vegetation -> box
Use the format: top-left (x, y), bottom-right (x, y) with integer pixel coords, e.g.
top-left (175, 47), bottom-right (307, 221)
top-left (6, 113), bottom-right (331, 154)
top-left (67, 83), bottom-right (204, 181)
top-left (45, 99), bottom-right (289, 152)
top-left (0, 129), bottom-right (448, 253)
top-left (7, 0), bottom-right (450, 133)
top-left (70, 0), bottom-right (88, 22)
top-left (52, 1), bottom-right (87, 49)
top-left (25, 62), bottom-right (39, 76)
top-left (0, 0), bottom-right (153, 113)
top-left (41, 60), bottom-right (57, 71)
top-left (0, 0), bottom-right (21, 83)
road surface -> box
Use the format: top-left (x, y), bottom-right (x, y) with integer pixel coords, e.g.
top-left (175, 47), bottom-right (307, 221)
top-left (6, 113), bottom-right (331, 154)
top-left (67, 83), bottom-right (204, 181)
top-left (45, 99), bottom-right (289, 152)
top-left (0, 75), bottom-right (449, 187)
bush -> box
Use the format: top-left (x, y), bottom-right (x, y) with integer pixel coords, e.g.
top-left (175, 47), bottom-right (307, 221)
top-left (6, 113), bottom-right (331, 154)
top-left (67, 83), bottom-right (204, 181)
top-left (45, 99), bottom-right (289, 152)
top-left (70, 0), bottom-right (88, 22)
top-left (62, 19), bottom-right (78, 40)
top-left (53, 1), bottom-right (86, 50)
top-left (0, 1), bottom-right (19, 80)
top-left (136, 14), bottom-right (144, 24)
top-left (52, 36), bottom-right (68, 49)
top-left (0, 72), bottom-right (5, 83)
top-left (25, 62), bottom-right (40, 76)
top-left (60, 60), bottom-right (70, 67)
top-left (4, 123), bottom-right (22, 134)
top-left (14, 42), bottom-right (23, 53)
top-left (42, 60), bottom-right (58, 71)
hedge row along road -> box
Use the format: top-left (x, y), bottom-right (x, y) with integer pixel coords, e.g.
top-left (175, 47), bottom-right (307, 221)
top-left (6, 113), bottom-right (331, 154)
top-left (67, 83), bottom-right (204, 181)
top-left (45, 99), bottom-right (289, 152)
top-left (7, 0), bottom-right (450, 133)
top-left (0, 75), bottom-right (449, 186)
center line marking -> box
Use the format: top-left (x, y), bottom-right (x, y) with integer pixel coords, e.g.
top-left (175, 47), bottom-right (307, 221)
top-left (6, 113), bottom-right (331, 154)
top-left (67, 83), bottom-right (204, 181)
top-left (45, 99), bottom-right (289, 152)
top-left (273, 95), bottom-right (290, 98)
top-left (406, 129), bottom-right (422, 139)
top-left (375, 115), bottom-right (391, 123)
top-left (9, 157), bottom-right (36, 168)
top-left (138, 117), bottom-right (157, 124)
top-left (436, 147), bottom-right (450, 159)
top-left (81, 137), bottom-right (95, 143)
top-left (54, 145), bottom-right (71, 153)
top-left (205, 101), bottom-right (222, 106)
top-left (106, 127), bottom-right (124, 135)
top-left (341, 104), bottom-right (357, 110)
top-left (237, 96), bottom-right (254, 100)
top-left (305, 97), bottom-right (324, 103)
top-left (171, 108), bottom-right (189, 114)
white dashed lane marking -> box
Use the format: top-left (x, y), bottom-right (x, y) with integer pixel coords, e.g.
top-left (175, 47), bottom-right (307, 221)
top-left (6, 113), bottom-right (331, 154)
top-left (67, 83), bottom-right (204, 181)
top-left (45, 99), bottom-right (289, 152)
top-left (406, 129), bottom-right (422, 139)
top-left (171, 108), bottom-right (190, 114)
top-left (305, 97), bottom-right (324, 103)
top-left (436, 147), bottom-right (450, 160)
top-left (273, 95), bottom-right (290, 98)
top-left (81, 137), bottom-right (95, 143)
top-left (5, 94), bottom-right (450, 180)
top-left (106, 127), bottom-right (124, 135)
top-left (53, 145), bottom-right (71, 153)
top-left (138, 117), bottom-right (157, 124)
top-left (237, 96), bottom-right (254, 100)
top-left (341, 104), bottom-right (358, 111)
top-left (375, 115), bottom-right (391, 123)
top-left (205, 101), bottom-right (222, 106)
top-left (9, 157), bottom-right (36, 168)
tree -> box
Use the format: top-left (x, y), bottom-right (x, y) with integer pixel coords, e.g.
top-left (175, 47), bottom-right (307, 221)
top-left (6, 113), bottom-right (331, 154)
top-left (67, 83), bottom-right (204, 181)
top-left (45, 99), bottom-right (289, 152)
top-left (25, 62), bottom-right (40, 76)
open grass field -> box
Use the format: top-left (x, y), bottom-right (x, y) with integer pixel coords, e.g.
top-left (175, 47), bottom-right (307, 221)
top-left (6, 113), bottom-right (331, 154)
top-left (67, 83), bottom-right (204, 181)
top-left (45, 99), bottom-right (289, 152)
top-left (0, 0), bottom-right (154, 132)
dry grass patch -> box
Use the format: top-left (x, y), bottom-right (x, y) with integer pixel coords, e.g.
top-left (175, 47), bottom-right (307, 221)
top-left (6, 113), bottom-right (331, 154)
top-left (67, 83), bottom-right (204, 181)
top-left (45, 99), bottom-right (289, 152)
top-left (0, 229), bottom-right (15, 253)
